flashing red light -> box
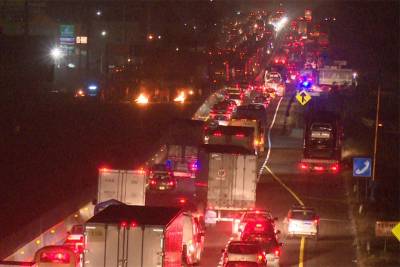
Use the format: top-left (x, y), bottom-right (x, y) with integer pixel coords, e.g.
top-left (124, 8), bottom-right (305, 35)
top-left (40, 252), bottom-right (71, 264)
top-left (179, 198), bottom-right (187, 204)
top-left (314, 166), bottom-right (325, 171)
top-left (235, 133), bottom-right (245, 138)
top-left (299, 163), bottom-right (308, 170)
top-left (274, 249), bottom-right (280, 257)
top-left (120, 221), bottom-right (128, 228)
top-left (213, 132), bottom-right (222, 137)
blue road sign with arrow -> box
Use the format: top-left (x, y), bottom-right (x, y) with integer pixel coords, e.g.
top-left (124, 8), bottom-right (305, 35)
top-left (353, 157), bottom-right (372, 177)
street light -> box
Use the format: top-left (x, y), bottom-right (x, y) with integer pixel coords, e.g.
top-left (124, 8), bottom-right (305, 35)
top-left (101, 30), bottom-right (107, 37)
top-left (96, 10), bottom-right (102, 16)
top-left (50, 47), bottom-right (63, 60)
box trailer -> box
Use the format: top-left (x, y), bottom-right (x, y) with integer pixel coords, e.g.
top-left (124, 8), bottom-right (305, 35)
top-left (200, 145), bottom-right (257, 223)
top-left (97, 169), bottom-right (146, 206)
top-left (83, 205), bottom-right (204, 267)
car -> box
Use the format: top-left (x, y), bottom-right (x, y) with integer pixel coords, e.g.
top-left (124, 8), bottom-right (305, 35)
top-left (233, 210), bottom-right (277, 235)
top-left (285, 206), bottom-right (320, 239)
top-left (240, 221), bottom-right (277, 242)
top-left (209, 101), bottom-right (236, 122)
top-left (147, 164), bottom-right (177, 191)
top-left (251, 96), bottom-right (270, 108)
top-left (242, 231), bottom-right (282, 267)
top-left (222, 241), bottom-right (267, 267)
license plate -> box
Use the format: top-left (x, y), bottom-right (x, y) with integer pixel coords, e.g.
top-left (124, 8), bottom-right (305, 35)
top-left (159, 186), bottom-right (165, 190)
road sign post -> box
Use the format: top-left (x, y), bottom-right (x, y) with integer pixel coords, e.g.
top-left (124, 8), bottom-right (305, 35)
top-left (353, 157), bottom-right (372, 202)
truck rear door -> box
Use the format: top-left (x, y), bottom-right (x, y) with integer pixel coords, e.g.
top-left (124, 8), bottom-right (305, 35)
top-left (98, 169), bottom-right (122, 203)
top-left (207, 153), bottom-right (235, 209)
top-left (123, 171), bottom-right (146, 206)
top-left (142, 227), bottom-right (164, 267)
top-left (234, 155), bottom-right (257, 208)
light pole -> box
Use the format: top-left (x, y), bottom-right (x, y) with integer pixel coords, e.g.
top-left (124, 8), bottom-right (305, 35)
top-left (372, 86), bottom-right (381, 181)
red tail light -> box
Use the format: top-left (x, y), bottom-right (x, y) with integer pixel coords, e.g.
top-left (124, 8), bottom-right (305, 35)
top-left (40, 252), bottom-right (70, 264)
top-left (168, 180), bottom-right (175, 186)
top-left (130, 221), bottom-right (137, 228)
top-left (213, 132), bottom-right (222, 137)
top-left (299, 163), bottom-right (308, 170)
top-left (274, 59), bottom-right (279, 63)
top-left (257, 253), bottom-right (265, 262)
top-left (149, 179), bottom-right (156, 185)
top-left (120, 221), bottom-right (128, 228)
top-left (330, 164), bottom-right (339, 172)
top-left (235, 133), bottom-right (245, 138)
top-left (274, 248), bottom-right (280, 257)
top-left (179, 198), bottom-right (187, 204)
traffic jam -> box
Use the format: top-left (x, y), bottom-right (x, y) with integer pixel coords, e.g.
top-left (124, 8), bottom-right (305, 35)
top-left (2, 6), bottom-right (359, 267)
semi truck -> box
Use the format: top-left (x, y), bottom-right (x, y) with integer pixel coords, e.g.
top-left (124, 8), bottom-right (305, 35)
top-left (200, 145), bottom-right (257, 224)
top-left (97, 169), bottom-right (147, 206)
top-left (83, 205), bottom-right (204, 267)
top-left (300, 111), bottom-right (343, 173)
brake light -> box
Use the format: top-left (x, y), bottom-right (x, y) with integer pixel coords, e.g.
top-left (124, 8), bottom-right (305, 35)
top-left (179, 198), bottom-right (187, 204)
top-left (274, 59), bottom-right (278, 63)
top-left (281, 59), bottom-right (286, 64)
top-left (330, 164), bottom-right (339, 172)
top-left (149, 179), bottom-right (156, 185)
top-left (299, 163), bottom-right (308, 170)
top-left (213, 132), bottom-right (222, 137)
top-left (257, 254), bottom-right (264, 262)
top-left (120, 221), bottom-right (128, 228)
top-left (274, 248), bottom-right (280, 257)
top-left (130, 221), bottom-right (137, 228)
top-left (235, 133), bottom-right (245, 138)
top-left (40, 252), bottom-right (70, 264)
top-left (168, 180), bottom-right (175, 186)
top-left (314, 166), bottom-right (325, 171)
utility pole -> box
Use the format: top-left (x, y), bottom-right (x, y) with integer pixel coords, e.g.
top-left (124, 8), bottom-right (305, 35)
top-left (372, 86), bottom-right (381, 181)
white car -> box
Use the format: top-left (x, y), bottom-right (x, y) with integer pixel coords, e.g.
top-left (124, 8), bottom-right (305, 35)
top-left (285, 206), bottom-right (320, 239)
top-left (222, 241), bottom-right (267, 267)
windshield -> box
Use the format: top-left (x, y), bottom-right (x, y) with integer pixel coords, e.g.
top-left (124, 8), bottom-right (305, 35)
top-left (228, 243), bottom-right (260, 254)
top-left (291, 210), bottom-right (316, 220)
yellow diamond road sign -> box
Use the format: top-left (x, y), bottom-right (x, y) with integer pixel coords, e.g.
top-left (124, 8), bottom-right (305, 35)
top-left (296, 90), bottom-right (312, 105)
top-left (392, 222), bottom-right (400, 241)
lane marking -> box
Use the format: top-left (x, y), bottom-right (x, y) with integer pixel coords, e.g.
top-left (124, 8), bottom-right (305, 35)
top-left (259, 96), bottom-right (284, 178)
top-left (265, 165), bottom-right (305, 206)
top-left (299, 236), bottom-right (305, 267)
top-left (258, 95), bottom-right (306, 267)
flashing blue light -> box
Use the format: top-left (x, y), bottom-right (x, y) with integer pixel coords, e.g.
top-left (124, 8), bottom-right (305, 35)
top-left (191, 160), bottom-right (200, 171)
top-left (88, 84), bottom-right (98, 91)
top-left (165, 160), bottom-right (172, 169)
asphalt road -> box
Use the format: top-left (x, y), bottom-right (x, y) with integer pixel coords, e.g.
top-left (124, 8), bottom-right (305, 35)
top-left (198, 91), bottom-right (357, 267)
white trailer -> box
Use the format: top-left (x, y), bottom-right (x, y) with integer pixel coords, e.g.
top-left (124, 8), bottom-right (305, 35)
top-left (83, 205), bottom-right (204, 267)
top-left (200, 145), bottom-right (257, 223)
top-left (97, 169), bottom-right (146, 206)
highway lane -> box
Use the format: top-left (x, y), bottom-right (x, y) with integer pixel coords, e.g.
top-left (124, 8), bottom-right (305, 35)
top-left (257, 91), bottom-right (357, 267)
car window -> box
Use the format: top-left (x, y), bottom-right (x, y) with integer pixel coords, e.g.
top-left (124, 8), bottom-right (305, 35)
top-left (228, 243), bottom-right (259, 254)
top-left (291, 210), bottom-right (316, 220)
